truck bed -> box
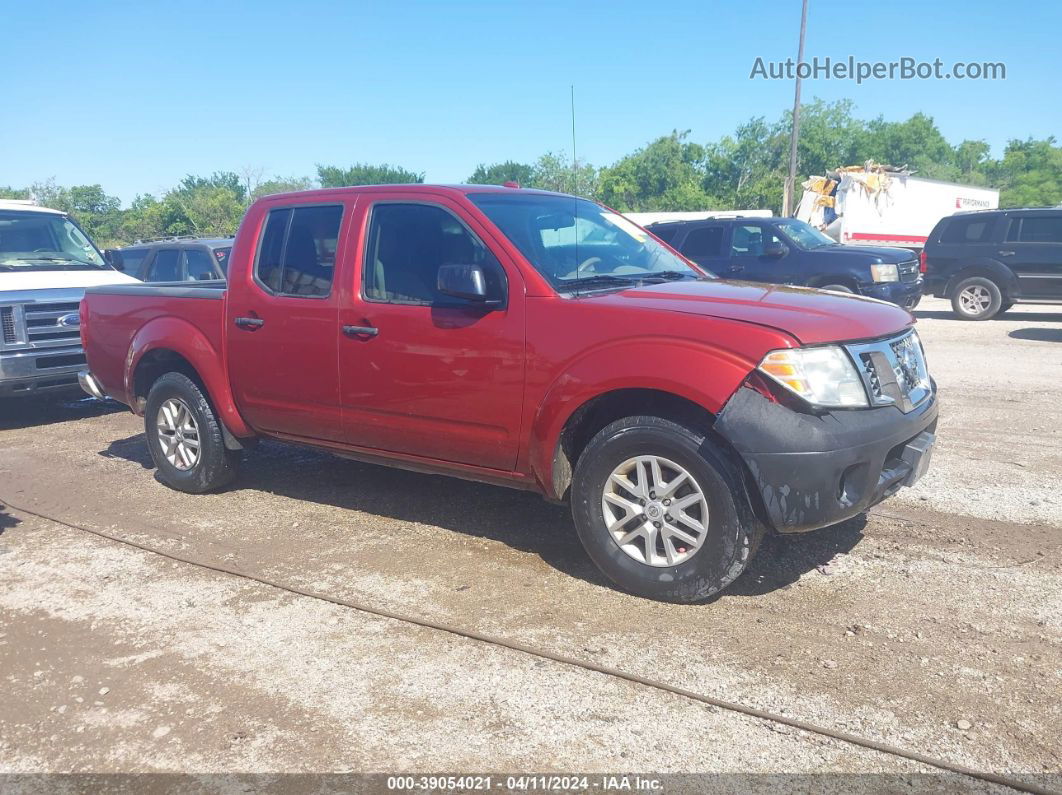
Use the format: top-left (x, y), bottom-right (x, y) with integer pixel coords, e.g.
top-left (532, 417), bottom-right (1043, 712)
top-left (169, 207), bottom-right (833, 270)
top-left (82, 280), bottom-right (228, 407)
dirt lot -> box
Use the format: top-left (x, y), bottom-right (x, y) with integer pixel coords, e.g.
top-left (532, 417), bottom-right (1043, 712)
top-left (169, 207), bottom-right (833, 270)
top-left (0, 297), bottom-right (1059, 787)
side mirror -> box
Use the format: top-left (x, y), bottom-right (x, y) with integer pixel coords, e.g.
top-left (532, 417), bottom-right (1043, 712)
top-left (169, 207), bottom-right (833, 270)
top-left (764, 243), bottom-right (789, 259)
top-left (437, 263), bottom-right (502, 306)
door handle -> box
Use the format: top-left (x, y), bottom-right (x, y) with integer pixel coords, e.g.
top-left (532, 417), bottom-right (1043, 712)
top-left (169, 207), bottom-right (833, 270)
top-left (342, 324), bottom-right (379, 338)
top-left (234, 316), bottom-right (265, 330)
top-left (729, 265), bottom-right (744, 272)
top-left (998, 250), bottom-right (1016, 257)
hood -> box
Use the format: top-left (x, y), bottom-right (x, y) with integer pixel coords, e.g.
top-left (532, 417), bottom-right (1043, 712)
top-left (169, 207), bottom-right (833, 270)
top-left (808, 244), bottom-right (915, 263)
top-left (593, 279), bottom-right (913, 345)
top-left (0, 269), bottom-right (139, 293)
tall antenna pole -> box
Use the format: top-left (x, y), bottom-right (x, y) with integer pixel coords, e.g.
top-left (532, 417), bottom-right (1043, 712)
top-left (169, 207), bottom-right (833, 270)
top-left (783, 0), bottom-right (809, 217)
top-left (570, 84), bottom-right (578, 194)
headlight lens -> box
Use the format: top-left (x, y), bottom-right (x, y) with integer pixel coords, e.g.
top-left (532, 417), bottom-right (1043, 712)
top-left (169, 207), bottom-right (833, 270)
top-left (758, 346), bottom-right (869, 407)
top-left (870, 263), bottom-right (899, 282)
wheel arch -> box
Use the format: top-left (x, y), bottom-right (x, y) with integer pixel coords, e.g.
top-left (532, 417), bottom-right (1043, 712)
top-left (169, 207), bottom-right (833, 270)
top-left (126, 317), bottom-right (254, 440)
top-left (943, 260), bottom-right (1020, 300)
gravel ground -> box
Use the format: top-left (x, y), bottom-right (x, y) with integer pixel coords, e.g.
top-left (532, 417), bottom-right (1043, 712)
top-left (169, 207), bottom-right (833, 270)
top-left (0, 296), bottom-right (1059, 787)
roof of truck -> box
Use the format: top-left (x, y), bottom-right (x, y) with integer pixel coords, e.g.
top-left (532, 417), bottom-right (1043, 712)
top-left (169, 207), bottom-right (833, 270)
top-left (252, 184), bottom-right (574, 203)
top-left (0, 200), bottom-right (65, 215)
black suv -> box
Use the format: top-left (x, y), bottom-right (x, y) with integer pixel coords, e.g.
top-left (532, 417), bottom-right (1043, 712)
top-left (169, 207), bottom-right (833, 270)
top-left (923, 208), bottom-right (1062, 320)
top-left (105, 236), bottom-right (233, 282)
top-left (649, 217), bottom-right (922, 308)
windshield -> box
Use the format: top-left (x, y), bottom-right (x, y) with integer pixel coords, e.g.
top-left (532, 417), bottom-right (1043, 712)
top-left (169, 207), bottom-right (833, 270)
top-left (776, 219), bottom-right (837, 250)
top-left (469, 193), bottom-right (707, 292)
top-left (0, 211), bottom-right (107, 271)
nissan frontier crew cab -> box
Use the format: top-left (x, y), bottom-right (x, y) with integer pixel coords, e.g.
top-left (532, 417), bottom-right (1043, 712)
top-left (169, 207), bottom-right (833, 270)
top-left (79, 185), bottom-right (938, 603)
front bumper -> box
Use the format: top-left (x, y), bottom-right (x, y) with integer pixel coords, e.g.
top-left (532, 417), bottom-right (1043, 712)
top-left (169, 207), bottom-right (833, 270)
top-left (716, 383), bottom-right (939, 533)
top-left (862, 279), bottom-right (923, 309)
top-left (0, 345), bottom-right (86, 397)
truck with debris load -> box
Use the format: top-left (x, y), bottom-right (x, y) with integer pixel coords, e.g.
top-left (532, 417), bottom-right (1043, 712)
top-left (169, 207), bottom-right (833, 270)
top-left (796, 165), bottom-right (1000, 252)
top-left (78, 184), bottom-right (938, 603)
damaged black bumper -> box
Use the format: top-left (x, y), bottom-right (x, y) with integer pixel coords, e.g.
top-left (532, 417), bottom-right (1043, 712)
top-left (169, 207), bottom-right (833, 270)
top-left (715, 384), bottom-right (938, 533)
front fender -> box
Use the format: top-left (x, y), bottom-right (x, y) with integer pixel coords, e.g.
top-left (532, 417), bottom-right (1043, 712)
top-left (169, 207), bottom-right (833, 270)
top-left (125, 316), bottom-right (253, 438)
top-left (528, 337), bottom-right (756, 497)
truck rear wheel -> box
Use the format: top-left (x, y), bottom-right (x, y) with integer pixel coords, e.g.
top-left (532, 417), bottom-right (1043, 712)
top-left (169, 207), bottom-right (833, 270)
top-left (571, 415), bottom-right (763, 603)
top-left (145, 372), bottom-right (239, 493)
top-left (951, 276), bottom-right (1002, 320)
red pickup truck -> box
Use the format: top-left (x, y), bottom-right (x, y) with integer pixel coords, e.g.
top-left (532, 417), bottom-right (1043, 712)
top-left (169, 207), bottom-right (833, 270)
top-left (79, 185), bottom-right (937, 602)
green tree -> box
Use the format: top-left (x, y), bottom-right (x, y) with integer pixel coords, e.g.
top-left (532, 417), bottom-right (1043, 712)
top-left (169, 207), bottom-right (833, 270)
top-left (990, 137), bottom-right (1062, 207)
top-left (0, 186), bottom-right (31, 200)
top-left (598, 131), bottom-right (711, 211)
top-left (317, 163), bottom-right (423, 187)
top-left (251, 176), bottom-right (316, 201)
top-left (467, 161), bottom-right (535, 186)
top-left (527, 152), bottom-right (598, 197)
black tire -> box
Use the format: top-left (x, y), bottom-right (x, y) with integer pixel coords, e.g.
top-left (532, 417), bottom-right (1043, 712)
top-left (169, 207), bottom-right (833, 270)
top-left (820, 284), bottom-right (854, 294)
top-left (571, 415), bottom-right (763, 603)
top-left (997, 301), bottom-right (1014, 316)
top-left (951, 276), bottom-right (1002, 320)
top-left (144, 372), bottom-right (239, 493)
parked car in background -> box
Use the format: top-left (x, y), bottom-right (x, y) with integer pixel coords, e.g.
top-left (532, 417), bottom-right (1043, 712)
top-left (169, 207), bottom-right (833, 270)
top-left (922, 208), bottom-right (1062, 320)
top-left (79, 185), bottom-right (937, 603)
top-left (106, 236), bottom-right (233, 282)
top-left (0, 200), bottom-right (137, 397)
top-left (648, 216), bottom-right (923, 308)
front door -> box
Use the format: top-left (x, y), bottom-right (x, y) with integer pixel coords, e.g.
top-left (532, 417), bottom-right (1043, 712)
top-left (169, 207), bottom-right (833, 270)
top-left (338, 196), bottom-right (525, 471)
top-left (226, 201), bottom-right (350, 441)
top-left (726, 223), bottom-right (791, 284)
top-left (675, 224), bottom-right (729, 275)
top-left (1005, 213), bottom-right (1062, 299)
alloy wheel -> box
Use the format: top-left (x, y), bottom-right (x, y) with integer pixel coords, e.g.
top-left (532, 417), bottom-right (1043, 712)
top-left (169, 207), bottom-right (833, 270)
top-left (156, 398), bottom-right (200, 471)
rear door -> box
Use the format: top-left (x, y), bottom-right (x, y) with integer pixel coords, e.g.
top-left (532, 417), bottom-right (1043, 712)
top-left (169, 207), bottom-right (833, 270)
top-left (1004, 213), bottom-right (1062, 298)
top-left (225, 201), bottom-right (351, 441)
top-left (337, 193), bottom-right (525, 470)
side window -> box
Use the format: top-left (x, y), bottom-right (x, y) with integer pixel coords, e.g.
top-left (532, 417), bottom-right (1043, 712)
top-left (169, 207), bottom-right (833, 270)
top-left (115, 248), bottom-right (151, 276)
top-left (730, 225), bottom-right (778, 256)
top-left (254, 205), bottom-right (342, 297)
top-left (212, 247), bottom-right (232, 273)
top-left (682, 226), bottom-right (724, 258)
top-left (1017, 216), bottom-right (1062, 243)
top-left (363, 203), bottom-right (503, 305)
top-left (941, 217), bottom-right (994, 244)
top-left (651, 225), bottom-right (679, 244)
top-left (148, 249), bottom-right (180, 281)
top-left (184, 249), bottom-right (217, 281)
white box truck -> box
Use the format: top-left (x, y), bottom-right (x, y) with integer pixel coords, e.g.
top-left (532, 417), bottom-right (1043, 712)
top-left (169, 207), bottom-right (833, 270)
top-left (796, 169), bottom-right (999, 251)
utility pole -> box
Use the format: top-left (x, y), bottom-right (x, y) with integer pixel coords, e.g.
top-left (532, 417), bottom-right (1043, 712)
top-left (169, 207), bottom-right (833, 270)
top-left (782, 0), bottom-right (809, 217)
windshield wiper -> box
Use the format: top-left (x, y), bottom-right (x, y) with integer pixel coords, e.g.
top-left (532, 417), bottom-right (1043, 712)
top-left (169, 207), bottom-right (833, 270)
top-left (640, 270), bottom-right (702, 283)
top-left (558, 274), bottom-right (639, 292)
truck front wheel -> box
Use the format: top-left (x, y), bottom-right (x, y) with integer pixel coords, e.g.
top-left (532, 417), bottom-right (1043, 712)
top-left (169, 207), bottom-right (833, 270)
top-left (571, 415), bottom-right (763, 603)
top-left (144, 372), bottom-right (239, 493)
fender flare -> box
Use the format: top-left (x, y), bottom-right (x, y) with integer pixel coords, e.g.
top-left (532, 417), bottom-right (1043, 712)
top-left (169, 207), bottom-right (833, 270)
top-left (527, 337), bottom-right (754, 497)
top-left (943, 259), bottom-right (1020, 299)
top-left (125, 315), bottom-right (254, 438)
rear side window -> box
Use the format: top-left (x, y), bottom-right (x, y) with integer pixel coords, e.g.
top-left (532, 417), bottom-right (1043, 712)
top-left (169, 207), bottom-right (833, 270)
top-left (682, 226), bottom-right (725, 258)
top-left (184, 249), bottom-right (217, 281)
top-left (116, 248), bottom-right (151, 275)
top-left (940, 216), bottom-right (994, 244)
top-left (255, 205), bottom-right (343, 297)
top-left (651, 225), bottom-right (679, 244)
top-left (1015, 216), bottom-right (1062, 243)
top-left (148, 249), bottom-right (180, 281)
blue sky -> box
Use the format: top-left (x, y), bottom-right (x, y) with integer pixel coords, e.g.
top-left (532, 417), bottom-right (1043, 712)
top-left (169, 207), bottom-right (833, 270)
top-left (3, 0), bottom-right (1058, 205)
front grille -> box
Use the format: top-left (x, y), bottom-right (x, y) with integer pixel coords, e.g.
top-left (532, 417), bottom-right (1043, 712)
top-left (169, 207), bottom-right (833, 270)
top-left (846, 330), bottom-right (931, 413)
top-left (1, 306), bottom-right (16, 344)
top-left (898, 260), bottom-right (920, 283)
top-left (23, 301), bottom-right (81, 347)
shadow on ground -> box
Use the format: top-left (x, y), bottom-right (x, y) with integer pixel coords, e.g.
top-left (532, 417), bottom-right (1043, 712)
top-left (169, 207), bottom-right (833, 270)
top-left (0, 395), bottom-right (124, 431)
top-left (100, 435), bottom-right (866, 600)
top-left (1009, 327), bottom-right (1062, 343)
top-left (0, 503), bottom-right (20, 537)
top-left (914, 308), bottom-right (1062, 322)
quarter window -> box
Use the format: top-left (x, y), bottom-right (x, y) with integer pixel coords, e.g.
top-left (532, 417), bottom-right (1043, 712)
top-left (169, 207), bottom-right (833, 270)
top-left (363, 203), bottom-right (503, 305)
top-left (682, 226), bottom-right (724, 258)
top-left (255, 205), bottom-right (342, 297)
top-left (148, 249), bottom-right (180, 281)
top-left (941, 217), bottom-right (994, 244)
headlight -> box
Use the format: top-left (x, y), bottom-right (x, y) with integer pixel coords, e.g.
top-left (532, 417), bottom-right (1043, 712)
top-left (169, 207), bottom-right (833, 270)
top-left (758, 346), bottom-right (868, 407)
top-left (870, 263), bottom-right (899, 282)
